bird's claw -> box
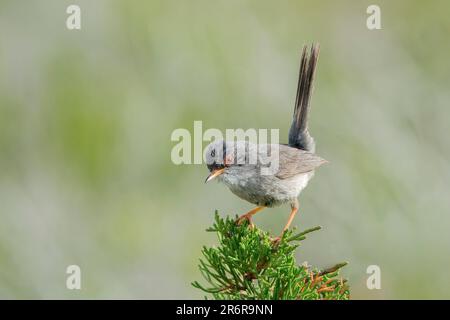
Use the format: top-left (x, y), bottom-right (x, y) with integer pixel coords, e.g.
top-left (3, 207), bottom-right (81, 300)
top-left (236, 215), bottom-right (255, 229)
top-left (270, 236), bottom-right (282, 245)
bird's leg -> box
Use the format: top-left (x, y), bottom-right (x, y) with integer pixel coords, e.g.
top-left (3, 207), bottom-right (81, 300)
top-left (283, 202), bottom-right (299, 233)
top-left (272, 200), bottom-right (299, 244)
top-left (236, 206), bottom-right (265, 228)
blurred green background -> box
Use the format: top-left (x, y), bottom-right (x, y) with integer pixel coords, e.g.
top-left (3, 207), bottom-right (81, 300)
top-left (1, 0), bottom-right (449, 299)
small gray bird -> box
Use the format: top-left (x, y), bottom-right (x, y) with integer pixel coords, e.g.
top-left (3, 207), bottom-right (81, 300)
top-left (204, 44), bottom-right (327, 241)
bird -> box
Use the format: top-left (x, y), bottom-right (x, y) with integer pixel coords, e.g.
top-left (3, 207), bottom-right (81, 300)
top-left (204, 44), bottom-right (327, 241)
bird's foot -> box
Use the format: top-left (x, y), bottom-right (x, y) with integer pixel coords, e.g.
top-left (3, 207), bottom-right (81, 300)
top-left (271, 229), bottom-right (288, 246)
top-left (236, 214), bottom-right (255, 229)
top-left (270, 236), bottom-right (282, 245)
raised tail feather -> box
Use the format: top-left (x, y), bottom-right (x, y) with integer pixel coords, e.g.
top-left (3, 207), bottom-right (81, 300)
top-left (288, 44), bottom-right (320, 152)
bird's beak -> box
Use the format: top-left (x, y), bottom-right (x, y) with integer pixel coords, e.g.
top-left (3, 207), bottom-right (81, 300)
top-left (205, 168), bottom-right (225, 183)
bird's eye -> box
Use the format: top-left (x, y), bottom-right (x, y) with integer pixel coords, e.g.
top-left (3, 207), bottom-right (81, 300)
top-left (211, 149), bottom-right (215, 157)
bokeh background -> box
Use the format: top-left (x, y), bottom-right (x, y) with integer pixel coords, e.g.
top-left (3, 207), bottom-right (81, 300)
top-left (1, 0), bottom-right (449, 299)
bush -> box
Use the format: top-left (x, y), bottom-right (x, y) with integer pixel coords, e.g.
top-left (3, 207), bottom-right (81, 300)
top-left (192, 212), bottom-right (349, 300)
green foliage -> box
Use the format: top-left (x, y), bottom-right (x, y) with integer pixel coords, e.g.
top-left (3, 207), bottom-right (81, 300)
top-left (192, 212), bottom-right (349, 300)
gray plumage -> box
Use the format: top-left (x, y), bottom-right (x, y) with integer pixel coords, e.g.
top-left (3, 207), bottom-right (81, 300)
top-left (204, 43), bottom-right (325, 232)
top-left (275, 144), bottom-right (326, 179)
top-left (288, 44), bottom-right (319, 153)
top-left (204, 141), bottom-right (326, 207)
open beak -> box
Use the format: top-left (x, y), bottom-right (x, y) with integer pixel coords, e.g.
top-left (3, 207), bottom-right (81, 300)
top-left (205, 168), bottom-right (225, 183)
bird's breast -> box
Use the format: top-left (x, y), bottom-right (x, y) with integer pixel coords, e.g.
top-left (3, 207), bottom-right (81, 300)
top-left (220, 167), bottom-right (313, 207)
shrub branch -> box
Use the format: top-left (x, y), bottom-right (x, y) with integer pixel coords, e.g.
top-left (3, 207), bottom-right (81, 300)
top-left (192, 211), bottom-right (349, 300)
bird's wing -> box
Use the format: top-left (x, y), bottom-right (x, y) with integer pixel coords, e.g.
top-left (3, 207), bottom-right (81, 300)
top-left (274, 144), bottom-right (327, 179)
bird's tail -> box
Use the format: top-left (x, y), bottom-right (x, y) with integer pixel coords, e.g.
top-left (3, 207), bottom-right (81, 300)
top-left (288, 44), bottom-right (320, 152)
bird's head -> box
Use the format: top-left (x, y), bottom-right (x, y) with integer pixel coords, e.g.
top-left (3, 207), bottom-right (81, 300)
top-left (204, 140), bottom-right (250, 183)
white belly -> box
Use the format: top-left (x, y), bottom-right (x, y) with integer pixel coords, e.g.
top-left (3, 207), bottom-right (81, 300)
top-left (221, 168), bottom-right (314, 207)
